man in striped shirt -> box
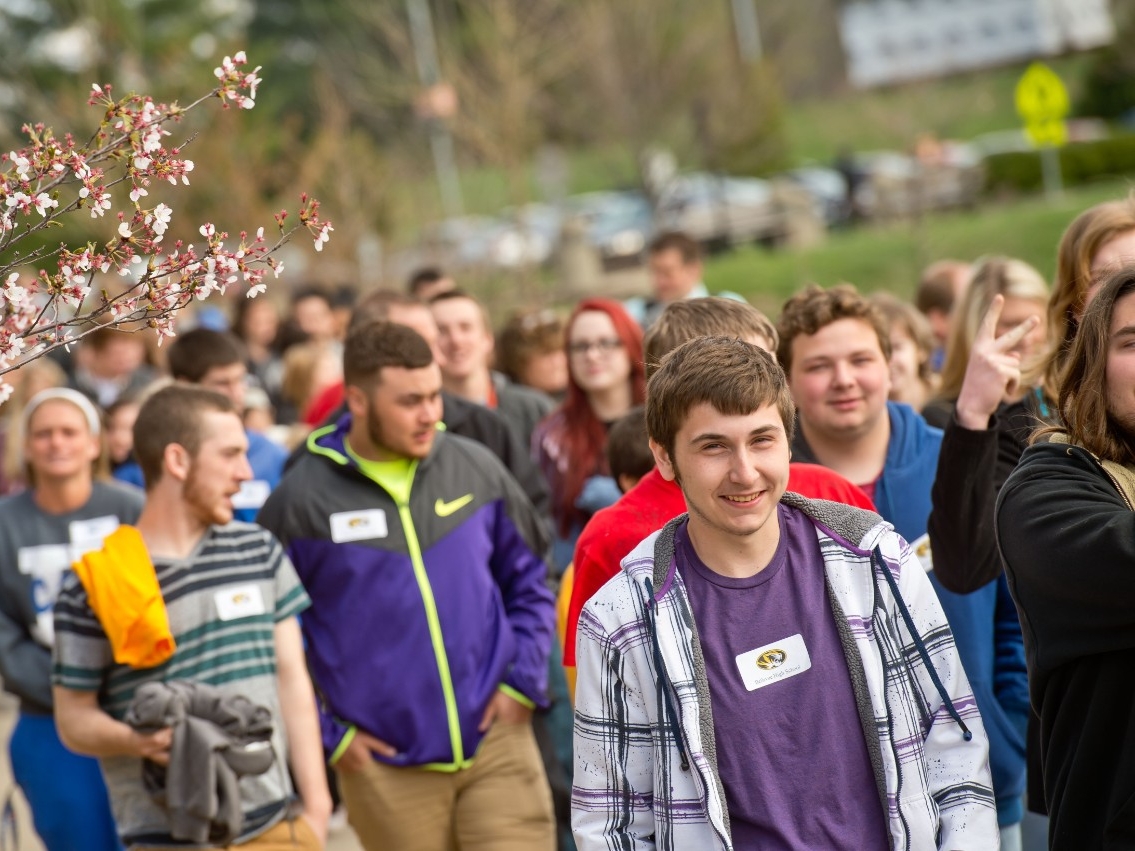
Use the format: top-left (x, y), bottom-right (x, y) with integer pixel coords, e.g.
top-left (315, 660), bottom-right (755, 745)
top-left (51, 385), bottom-right (331, 850)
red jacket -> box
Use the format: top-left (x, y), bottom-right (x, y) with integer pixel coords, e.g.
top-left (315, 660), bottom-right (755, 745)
top-left (563, 463), bottom-right (875, 667)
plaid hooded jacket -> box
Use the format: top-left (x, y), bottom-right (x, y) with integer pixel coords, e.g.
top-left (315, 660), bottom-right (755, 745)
top-left (572, 494), bottom-right (998, 850)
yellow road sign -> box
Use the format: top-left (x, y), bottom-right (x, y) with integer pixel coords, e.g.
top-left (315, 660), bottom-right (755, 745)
top-left (1025, 117), bottom-right (1067, 148)
top-left (1016, 63), bottom-right (1069, 148)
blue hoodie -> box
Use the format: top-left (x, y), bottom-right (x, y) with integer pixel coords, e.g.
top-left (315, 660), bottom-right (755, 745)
top-left (795, 401), bottom-right (1028, 826)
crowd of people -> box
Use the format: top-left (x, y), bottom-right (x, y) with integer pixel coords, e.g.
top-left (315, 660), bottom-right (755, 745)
top-left (0, 205), bottom-right (1133, 850)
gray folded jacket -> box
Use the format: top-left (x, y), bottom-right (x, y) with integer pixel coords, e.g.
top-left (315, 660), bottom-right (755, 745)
top-left (124, 680), bottom-right (276, 845)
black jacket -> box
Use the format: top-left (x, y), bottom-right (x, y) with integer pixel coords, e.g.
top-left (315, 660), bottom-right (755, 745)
top-left (996, 441), bottom-right (1135, 849)
top-left (441, 391), bottom-right (550, 519)
top-left (927, 395), bottom-right (1039, 593)
top-left (490, 372), bottom-right (553, 454)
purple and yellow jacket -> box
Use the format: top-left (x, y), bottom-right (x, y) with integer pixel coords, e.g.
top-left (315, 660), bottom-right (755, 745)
top-left (257, 417), bottom-right (555, 770)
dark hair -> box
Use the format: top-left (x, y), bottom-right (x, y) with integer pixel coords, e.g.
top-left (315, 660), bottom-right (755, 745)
top-left (166, 329), bottom-right (246, 383)
top-left (644, 297), bottom-right (777, 379)
top-left (348, 290), bottom-right (425, 336)
top-left (231, 294), bottom-right (281, 350)
top-left (407, 267), bottom-right (450, 297)
top-left (496, 309), bottom-right (564, 383)
top-left (82, 325), bottom-right (144, 353)
top-left (606, 406), bottom-right (654, 487)
top-left (133, 385), bottom-right (235, 490)
top-left (1045, 265), bottom-right (1135, 464)
top-left (648, 231), bottom-right (703, 265)
top-left (331, 284), bottom-right (359, 309)
top-left (291, 286), bottom-right (333, 308)
top-left (427, 289), bottom-right (491, 331)
top-left (647, 336), bottom-right (795, 462)
top-left (343, 320), bottom-right (434, 389)
top-left (776, 283), bottom-right (891, 375)
top-left (915, 260), bottom-right (968, 315)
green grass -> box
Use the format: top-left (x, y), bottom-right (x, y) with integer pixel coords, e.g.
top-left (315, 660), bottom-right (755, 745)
top-left (705, 177), bottom-right (1135, 317)
top-left (784, 55), bottom-right (1092, 165)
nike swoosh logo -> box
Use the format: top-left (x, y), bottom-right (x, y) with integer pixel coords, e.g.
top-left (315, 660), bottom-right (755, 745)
top-left (435, 494), bottom-right (474, 517)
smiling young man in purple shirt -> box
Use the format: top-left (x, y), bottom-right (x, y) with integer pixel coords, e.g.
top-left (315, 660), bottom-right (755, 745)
top-left (571, 336), bottom-right (997, 850)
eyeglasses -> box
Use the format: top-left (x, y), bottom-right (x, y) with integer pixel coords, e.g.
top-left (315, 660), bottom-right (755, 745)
top-left (568, 338), bottom-right (624, 356)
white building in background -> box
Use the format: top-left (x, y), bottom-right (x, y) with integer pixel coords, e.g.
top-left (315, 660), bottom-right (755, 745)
top-left (840, 0), bottom-right (1115, 88)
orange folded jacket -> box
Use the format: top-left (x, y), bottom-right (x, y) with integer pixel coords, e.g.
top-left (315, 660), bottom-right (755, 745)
top-left (71, 525), bottom-right (176, 668)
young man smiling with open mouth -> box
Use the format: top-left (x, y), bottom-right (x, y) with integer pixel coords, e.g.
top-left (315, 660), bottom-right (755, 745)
top-left (571, 335), bottom-right (997, 850)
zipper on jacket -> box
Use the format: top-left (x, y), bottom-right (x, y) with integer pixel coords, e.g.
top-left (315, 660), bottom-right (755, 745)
top-left (397, 497), bottom-right (468, 770)
top-left (1096, 461), bottom-right (1134, 510)
top-left (310, 431), bottom-right (470, 770)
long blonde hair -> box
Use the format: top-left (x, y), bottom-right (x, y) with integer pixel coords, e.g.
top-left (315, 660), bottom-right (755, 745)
top-left (937, 256), bottom-right (1050, 401)
top-left (1041, 196), bottom-right (1135, 400)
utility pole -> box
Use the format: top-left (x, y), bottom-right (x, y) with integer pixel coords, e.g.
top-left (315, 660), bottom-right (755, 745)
top-left (406, 0), bottom-right (464, 218)
top-left (730, 0), bottom-right (762, 63)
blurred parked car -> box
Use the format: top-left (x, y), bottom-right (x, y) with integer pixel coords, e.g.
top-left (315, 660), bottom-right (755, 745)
top-left (562, 190), bottom-right (655, 269)
top-left (851, 147), bottom-right (983, 219)
top-left (778, 167), bottom-right (851, 227)
top-left (655, 172), bottom-right (785, 250)
top-left (489, 202), bottom-right (564, 268)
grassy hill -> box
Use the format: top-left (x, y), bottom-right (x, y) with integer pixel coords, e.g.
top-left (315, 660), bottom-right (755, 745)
top-left (705, 177), bottom-right (1133, 316)
top-left (784, 55), bottom-right (1092, 165)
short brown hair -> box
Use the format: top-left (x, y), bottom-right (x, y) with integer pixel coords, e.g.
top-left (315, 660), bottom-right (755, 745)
top-left (647, 336), bottom-right (795, 460)
top-left (644, 298), bottom-right (777, 379)
top-left (776, 284), bottom-right (891, 375)
top-left (496, 309), bottom-right (564, 383)
top-left (407, 267), bottom-right (449, 298)
top-left (428, 289), bottom-right (491, 331)
top-left (348, 290), bottom-right (425, 336)
top-left (916, 260), bottom-right (969, 315)
top-left (343, 320), bottom-right (433, 389)
top-left (133, 385), bottom-right (235, 490)
top-left (648, 231), bottom-right (702, 265)
top-left (606, 405), bottom-right (654, 486)
top-left (166, 328), bottom-right (245, 383)
top-left (870, 291), bottom-right (935, 384)
top-left (1045, 265), bottom-right (1135, 464)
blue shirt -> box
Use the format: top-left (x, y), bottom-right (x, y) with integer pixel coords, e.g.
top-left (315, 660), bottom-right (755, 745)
top-left (675, 506), bottom-right (888, 850)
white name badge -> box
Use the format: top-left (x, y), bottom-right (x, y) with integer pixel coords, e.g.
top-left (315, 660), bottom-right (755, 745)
top-left (231, 480), bottom-right (272, 511)
top-left (69, 515), bottom-right (120, 553)
top-left (215, 584), bottom-right (266, 621)
top-left (329, 509), bottom-right (388, 543)
top-left (735, 633), bottom-right (812, 692)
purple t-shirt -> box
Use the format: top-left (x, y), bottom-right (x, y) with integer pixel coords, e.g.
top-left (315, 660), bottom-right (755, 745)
top-left (674, 504), bottom-right (889, 850)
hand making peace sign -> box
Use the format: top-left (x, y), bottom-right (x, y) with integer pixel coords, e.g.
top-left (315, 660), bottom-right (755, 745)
top-left (955, 294), bottom-right (1041, 431)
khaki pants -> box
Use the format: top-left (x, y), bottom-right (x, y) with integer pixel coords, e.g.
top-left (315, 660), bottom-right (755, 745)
top-left (337, 722), bottom-right (555, 851)
top-left (133, 816), bottom-right (321, 850)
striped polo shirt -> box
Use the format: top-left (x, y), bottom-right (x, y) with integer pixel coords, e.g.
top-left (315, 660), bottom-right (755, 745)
top-left (52, 522), bottom-right (310, 845)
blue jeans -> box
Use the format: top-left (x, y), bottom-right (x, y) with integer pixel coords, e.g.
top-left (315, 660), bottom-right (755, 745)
top-left (8, 713), bottom-right (121, 851)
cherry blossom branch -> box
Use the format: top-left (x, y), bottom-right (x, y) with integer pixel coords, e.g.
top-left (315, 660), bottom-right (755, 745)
top-left (0, 52), bottom-right (332, 402)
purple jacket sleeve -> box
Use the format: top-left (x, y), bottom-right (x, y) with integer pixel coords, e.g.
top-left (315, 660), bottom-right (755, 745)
top-left (489, 482), bottom-right (556, 709)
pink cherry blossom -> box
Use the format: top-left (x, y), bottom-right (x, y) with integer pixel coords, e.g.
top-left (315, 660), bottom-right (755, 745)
top-left (0, 51), bottom-right (332, 400)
